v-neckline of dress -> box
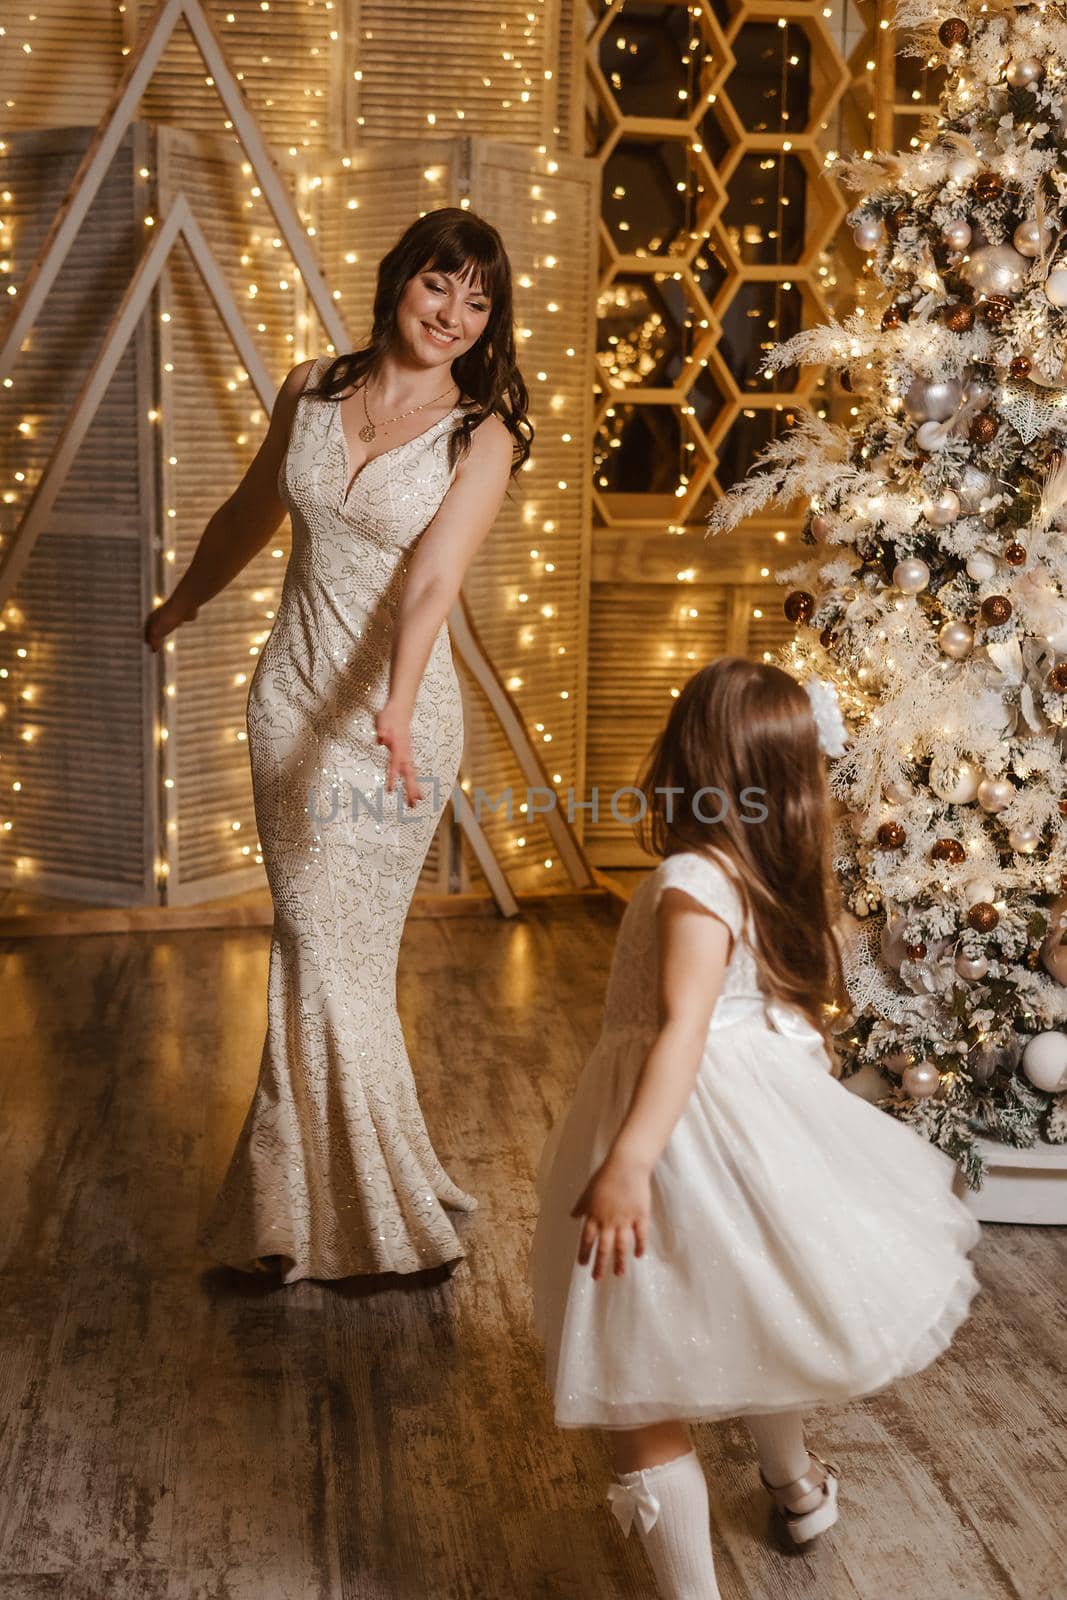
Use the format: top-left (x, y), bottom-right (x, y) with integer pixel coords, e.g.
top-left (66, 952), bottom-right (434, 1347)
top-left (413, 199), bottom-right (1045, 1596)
top-left (332, 391), bottom-right (464, 505)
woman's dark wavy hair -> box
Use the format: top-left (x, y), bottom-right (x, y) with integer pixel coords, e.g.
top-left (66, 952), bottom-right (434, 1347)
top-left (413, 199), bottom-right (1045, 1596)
top-left (306, 206), bottom-right (532, 478)
top-left (634, 655), bottom-right (850, 1051)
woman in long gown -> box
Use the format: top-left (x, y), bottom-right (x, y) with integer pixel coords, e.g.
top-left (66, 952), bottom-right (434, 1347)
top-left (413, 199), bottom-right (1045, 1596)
top-left (144, 208), bottom-right (531, 1282)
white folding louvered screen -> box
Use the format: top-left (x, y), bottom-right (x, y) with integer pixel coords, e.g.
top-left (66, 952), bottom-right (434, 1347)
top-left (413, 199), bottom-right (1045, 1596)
top-left (346, 0), bottom-right (580, 152)
top-left (460, 139), bottom-right (596, 893)
top-left (155, 124), bottom-right (304, 904)
top-left (132, 0), bottom-right (345, 150)
top-left (0, 3), bottom-right (125, 131)
top-left (0, 125), bottom-right (159, 904)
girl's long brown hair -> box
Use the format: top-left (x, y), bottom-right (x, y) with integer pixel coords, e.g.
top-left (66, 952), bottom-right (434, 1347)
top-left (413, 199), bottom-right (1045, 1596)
top-left (306, 206), bottom-right (532, 477)
top-left (635, 655), bottom-right (849, 1049)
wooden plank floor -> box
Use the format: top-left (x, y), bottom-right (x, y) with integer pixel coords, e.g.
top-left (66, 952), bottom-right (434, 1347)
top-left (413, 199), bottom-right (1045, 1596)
top-left (1, 898), bottom-right (1064, 1600)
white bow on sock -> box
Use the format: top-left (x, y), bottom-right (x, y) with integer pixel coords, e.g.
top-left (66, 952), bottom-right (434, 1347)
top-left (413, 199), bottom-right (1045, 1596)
top-left (609, 1450), bottom-right (722, 1600)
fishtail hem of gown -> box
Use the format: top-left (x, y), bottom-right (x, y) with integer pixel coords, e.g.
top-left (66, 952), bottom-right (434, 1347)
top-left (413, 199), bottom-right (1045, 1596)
top-left (197, 1206), bottom-right (473, 1283)
top-left (550, 1252), bottom-right (983, 1429)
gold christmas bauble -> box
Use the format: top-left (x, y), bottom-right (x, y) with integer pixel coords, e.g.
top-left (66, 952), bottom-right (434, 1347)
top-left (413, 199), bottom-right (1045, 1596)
top-left (967, 901), bottom-right (999, 932)
top-left (784, 589), bottom-right (815, 623)
top-left (943, 303), bottom-right (975, 332)
top-left (938, 17), bottom-right (968, 45)
top-left (980, 594), bottom-right (1012, 625)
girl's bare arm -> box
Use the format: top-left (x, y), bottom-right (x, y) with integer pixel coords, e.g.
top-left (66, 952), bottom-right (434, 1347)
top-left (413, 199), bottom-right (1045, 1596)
top-left (573, 890), bottom-right (730, 1279)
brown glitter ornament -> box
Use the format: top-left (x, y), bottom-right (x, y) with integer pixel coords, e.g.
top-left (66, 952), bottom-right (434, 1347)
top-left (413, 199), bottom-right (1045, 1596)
top-left (840, 369), bottom-right (854, 393)
top-left (904, 941), bottom-right (928, 960)
top-left (978, 297), bottom-right (1011, 327)
top-left (931, 838), bottom-right (966, 864)
top-left (819, 627), bottom-right (837, 649)
top-left (1009, 354), bottom-right (1032, 379)
top-left (970, 411), bottom-right (999, 444)
top-left (943, 303), bottom-right (975, 332)
top-left (881, 304), bottom-right (903, 331)
top-left (967, 901), bottom-right (999, 932)
top-left (1048, 664), bottom-right (1067, 693)
top-left (784, 590), bottom-right (815, 623)
top-left (938, 18), bottom-right (969, 46)
top-left (876, 821), bottom-right (906, 850)
top-left (1025, 948), bottom-right (1041, 970)
top-left (973, 172), bottom-right (1004, 202)
top-left (1004, 541), bottom-right (1027, 566)
top-left (980, 594), bottom-right (1012, 625)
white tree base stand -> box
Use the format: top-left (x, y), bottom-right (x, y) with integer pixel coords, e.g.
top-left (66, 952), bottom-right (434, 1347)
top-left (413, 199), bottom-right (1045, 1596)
top-left (951, 1137), bottom-right (1067, 1226)
top-left (844, 1066), bottom-right (1067, 1224)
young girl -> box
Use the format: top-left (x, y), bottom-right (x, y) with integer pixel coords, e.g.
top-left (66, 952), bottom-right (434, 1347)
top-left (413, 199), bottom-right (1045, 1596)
top-left (530, 656), bottom-right (981, 1599)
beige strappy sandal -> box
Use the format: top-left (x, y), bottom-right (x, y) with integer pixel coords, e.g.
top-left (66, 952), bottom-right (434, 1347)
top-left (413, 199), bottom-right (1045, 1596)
top-left (759, 1451), bottom-right (841, 1544)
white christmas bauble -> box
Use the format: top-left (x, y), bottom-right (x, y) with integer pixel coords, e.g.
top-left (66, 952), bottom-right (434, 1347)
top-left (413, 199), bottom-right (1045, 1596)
top-left (894, 558), bottom-right (930, 593)
top-left (1040, 895), bottom-right (1067, 984)
top-left (884, 777), bottom-right (915, 803)
top-left (955, 952), bottom-right (989, 981)
top-left (923, 488), bottom-right (961, 526)
top-left (852, 218), bottom-right (884, 252)
top-left (810, 514), bottom-right (833, 541)
top-left (1013, 217), bottom-right (1054, 257)
top-left (1044, 268), bottom-right (1067, 307)
top-left (964, 377), bottom-right (992, 409)
top-left (930, 757), bottom-right (980, 803)
top-left (958, 464), bottom-right (995, 512)
top-left (1021, 1031), bottom-right (1067, 1092)
top-left (948, 154), bottom-right (979, 184)
top-left (966, 551), bottom-right (997, 581)
top-left (915, 419), bottom-right (950, 451)
top-left (965, 876), bottom-right (997, 905)
top-left (1006, 57), bottom-right (1043, 89)
top-left (1008, 823), bottom-right (1040, 853)
top-left (977, 776), bottom-right (1013, 812)
top-left (942, 219), bottom-right (972, 252)
top-left (903, 1062), bottom-right (941, 1099)
top-left (904, 375), bottom-right (963, 422)
top-left (961, 244), bottom-right (1030, 299)
top-left (938, 619), bottom-right (975, 659)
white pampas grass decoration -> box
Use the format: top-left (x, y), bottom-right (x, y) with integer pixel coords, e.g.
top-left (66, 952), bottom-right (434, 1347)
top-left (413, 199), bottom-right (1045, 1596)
top-left (804, 679), bottom-right (849, 757)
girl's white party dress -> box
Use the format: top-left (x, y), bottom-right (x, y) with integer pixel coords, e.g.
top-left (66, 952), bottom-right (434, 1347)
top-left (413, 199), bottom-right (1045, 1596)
top-left (530, 849), bottom-right (981, 1428)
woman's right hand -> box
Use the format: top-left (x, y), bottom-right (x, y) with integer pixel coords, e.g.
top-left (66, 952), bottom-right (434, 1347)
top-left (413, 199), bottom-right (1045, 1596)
top-left (144, 593), bottom-right (198, 653)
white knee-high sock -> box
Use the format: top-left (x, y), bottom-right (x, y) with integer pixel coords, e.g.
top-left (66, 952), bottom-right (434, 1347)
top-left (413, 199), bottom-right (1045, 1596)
top-left (745, 1412), bottom-right (822, 1513)
top-left (609, 1449), bottom-right (721, 1600)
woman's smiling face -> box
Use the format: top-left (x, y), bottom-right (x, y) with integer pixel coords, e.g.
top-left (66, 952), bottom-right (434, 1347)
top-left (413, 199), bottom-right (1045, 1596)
top-left (395, 262), bottom-right (492, 368)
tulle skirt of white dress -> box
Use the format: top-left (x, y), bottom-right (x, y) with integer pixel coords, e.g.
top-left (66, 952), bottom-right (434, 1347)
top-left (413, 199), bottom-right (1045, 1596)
top-left (529, 1007), bottom-right (982, 1430)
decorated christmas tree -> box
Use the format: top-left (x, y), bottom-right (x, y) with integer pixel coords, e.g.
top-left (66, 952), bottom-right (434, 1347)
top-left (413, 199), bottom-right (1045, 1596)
top-left (708, 0), bottom-right (1067, 1187)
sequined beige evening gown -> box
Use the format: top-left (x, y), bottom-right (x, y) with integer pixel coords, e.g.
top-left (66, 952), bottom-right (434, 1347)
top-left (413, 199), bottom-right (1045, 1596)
top-left (198, 354), bottom-right (476, 1283)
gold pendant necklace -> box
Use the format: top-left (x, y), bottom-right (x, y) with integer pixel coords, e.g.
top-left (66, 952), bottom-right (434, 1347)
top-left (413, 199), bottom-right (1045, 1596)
top-left (358, 379), bottom-right (457, 444)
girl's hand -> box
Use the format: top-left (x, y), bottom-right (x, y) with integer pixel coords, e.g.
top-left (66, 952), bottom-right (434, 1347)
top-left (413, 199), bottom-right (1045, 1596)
top-left (144, 593), bottom-right (198, 653)
top-left (571, 1153), bottom-right (651, 1281)
top-left (375, 701), bottom-right (422, 807)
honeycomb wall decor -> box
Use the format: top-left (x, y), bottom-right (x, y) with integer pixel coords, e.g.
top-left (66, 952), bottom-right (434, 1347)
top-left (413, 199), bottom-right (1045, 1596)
top-left (582, 0), bottom-right (876, 867)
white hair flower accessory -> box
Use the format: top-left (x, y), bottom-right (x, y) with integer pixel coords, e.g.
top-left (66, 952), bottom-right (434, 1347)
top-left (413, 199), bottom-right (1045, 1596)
top-left (804, 678), bottom-right (849, 757)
